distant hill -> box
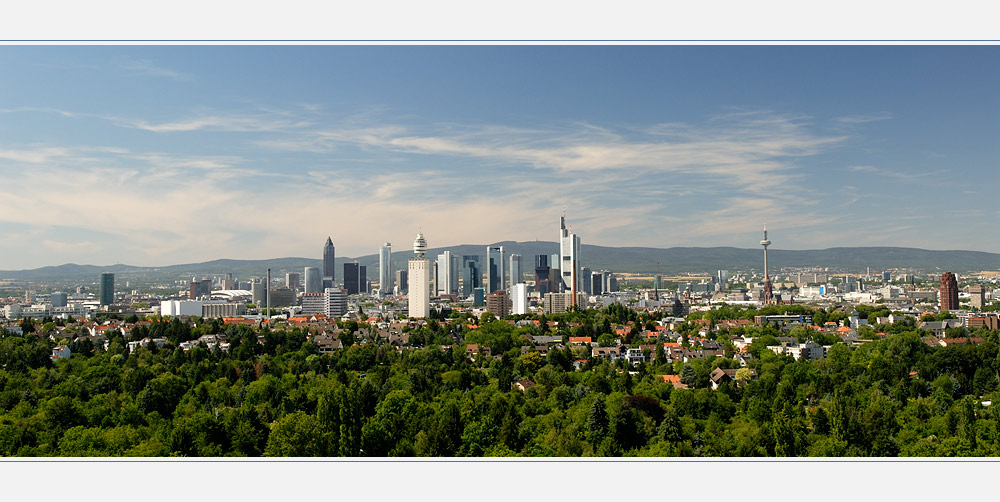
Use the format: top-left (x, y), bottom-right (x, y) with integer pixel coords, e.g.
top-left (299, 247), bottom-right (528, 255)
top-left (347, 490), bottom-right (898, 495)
top-left (2, 243), bottom-right (1000, 282)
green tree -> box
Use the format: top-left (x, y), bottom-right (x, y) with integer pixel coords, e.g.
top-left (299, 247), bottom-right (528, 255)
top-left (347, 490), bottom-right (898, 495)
top-left (264, 411), bottom-right (325, 456)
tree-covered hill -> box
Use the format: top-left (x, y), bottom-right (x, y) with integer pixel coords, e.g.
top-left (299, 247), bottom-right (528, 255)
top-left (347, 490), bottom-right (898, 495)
top-left (2, 308), bottom-right (1000, 457)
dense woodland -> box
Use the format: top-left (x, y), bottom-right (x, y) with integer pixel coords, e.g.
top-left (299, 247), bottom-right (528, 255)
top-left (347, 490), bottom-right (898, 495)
top-left (2, 304), bottom-right (1000, 457)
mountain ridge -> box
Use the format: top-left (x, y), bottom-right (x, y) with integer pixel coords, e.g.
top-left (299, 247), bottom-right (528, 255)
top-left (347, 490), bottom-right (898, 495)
top-left (3, 243), bottom-right (1000, 282)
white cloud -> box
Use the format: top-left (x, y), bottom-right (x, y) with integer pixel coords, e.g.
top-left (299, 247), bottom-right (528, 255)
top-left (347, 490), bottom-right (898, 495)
top-left (123, 114), bottom-right (311, 133)
top-left (836, 112), bottom-right (894, 124)
top-left (119, 57), bottom-right (193, 82)
top-left (847, 165), bottom-right (947, 181)
top-left (0, 109), bottom-right (906, 267)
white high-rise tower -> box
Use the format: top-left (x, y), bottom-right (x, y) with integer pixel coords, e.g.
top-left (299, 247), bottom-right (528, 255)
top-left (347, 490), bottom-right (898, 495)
top-left (408, 233), bottom-right (430, 318)
top-left (559, 215), bottom-right (581, 307)
top-left (379, 242), bottom-right (392, 296)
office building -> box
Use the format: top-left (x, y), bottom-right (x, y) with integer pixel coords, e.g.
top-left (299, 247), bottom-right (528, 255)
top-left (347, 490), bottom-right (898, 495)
top-left (559, 216), bottom-right (581, 306)
top-left (300, 293), bottom-right (325, 315)
top-left (304, 267), bottom-right (321, 294)
top-left (325, 288), bottom-right (348, 317)
top-left (600, 270), bottom-right (616, 294)
top-left (161, 300), bottom-right (203, 317)
top-left (344, 262), bottom-right (362, 295)
top-left (223, 273), bottom-right (236, 290)
top-left (379, 242), bottom-right (392, 295)
top-left (509, 254), bottom-right (523, 289)
top-left (251, 280), bottom-right (265, 305)
top-left (99, 272), bottom-right (115, 306)
top-left (580, 266), bottom-right (592, 294)
top-left (51, 292), bottom-right (68, 308)
top-left (486, 246), bottom-right (504, 293)
top-left (269, 287), bottom-right (295, 307)
top-left (201, 302), bottom-right (245, 318)
top-left (511, 283), bottom-right (528, 315)
top-left (396, 269), bottom-right (408, 294)
top-left (408, 233), bottom-right (430, 318)
top-left (535, 254), bottom-right (553, 294)
top-left (486, 290), bottom-right (511, 318)
top-left (323, 237), bottom-right (336, 282)
top-left (285, 272), bottom-right (301, 292)
top-left (970, 284), bottom-right (986, 310)
top-left (940, 272), bottom-right (959, 311)
top-left (473, 287), bottom-right (485, 307)
top-left (437, 250), bottom-right (460, 295)
top-left (544, 292), bottom-right (586, 314)
top-left (718, 270), bottom-right (730, 286)
top-left (189, 279), bottom-right (212, 300)
top-left (431, 260), bottom-right (438, 295)
top-left (462, 255), bottom-right (481, 296)
top-left (592, 271), bottom-right (603, 295)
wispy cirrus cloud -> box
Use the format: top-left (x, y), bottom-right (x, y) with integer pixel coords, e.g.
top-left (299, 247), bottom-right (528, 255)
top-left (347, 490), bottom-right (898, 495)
top-left (121, 113), bottom-right (313, 133)
top-left (119, 57), bottom-right (193, 82)
top-left (259, 112), bottom-right (846, 196)
top-left (0, 107), bottom-right (911, 266)
top-left (847, 164), bottom-right (947, 180)
top-left (836, 112), bottom-right (893, 124)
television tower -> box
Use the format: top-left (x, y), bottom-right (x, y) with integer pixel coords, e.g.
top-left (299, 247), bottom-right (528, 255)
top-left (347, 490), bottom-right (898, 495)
top-left (760, 226), bottom-right (773, 305)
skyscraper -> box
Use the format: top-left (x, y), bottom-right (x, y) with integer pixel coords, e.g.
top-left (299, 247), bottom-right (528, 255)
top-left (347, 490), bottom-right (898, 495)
top-left (285, 272), bottom-right (300, 292)
top-left (461, 255), bottom-right (481, 296)
top-left (344, 262), bottom-right (361, 295)
top-left (99, 272), bottom-right (115, 306)
top-left (718, 270), bottom-right (730, 286)
top-left (512, 283), bottom-right (529, 315)
top-left (304, 267), bottom-right (321, 294)
top-left (559, 216), bottom-right (581, 306)
top-left (409, 233), bottom-right (430, 318)
top-left (396, 269), bottom-right (408, 294)
top-left (251, 279), bottom-right (265, 305)
top-left (509, 253), bottom-right (523, 288)
top-left (591, 271), bottom-right (603, 295)
top-left (51, 292), bottom-right (68, 308)
top-left (486, 245), bottom-right (504, 294)
top-left (940, 272), bottom-right (959, 312)
top-left (580, 266), bottom-right (592, 294)
top-left (323, 237), bottom-right (336, 282)
top-left (970, 284), bottom-right (986, 310)
top-left (437, 250), bottom-right (459, 295)
top-left (379, 243), bottom-right (392, 296)
top-left (535, 254), bottom-right (552, 294)
top-left (189, 279), bottom-right (212, 300)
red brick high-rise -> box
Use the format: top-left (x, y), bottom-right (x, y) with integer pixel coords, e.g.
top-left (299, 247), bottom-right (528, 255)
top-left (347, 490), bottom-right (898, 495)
top-left (940, 272), bottom-right (959, 312)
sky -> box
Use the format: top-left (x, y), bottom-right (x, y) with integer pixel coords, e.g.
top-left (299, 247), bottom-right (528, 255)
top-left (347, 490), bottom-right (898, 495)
top-left (0, 45), bottom-right (998, 269)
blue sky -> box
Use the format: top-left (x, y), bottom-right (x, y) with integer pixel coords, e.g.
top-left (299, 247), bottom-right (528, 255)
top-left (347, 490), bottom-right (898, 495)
top-left (0, 45), bottom-right (997, 269)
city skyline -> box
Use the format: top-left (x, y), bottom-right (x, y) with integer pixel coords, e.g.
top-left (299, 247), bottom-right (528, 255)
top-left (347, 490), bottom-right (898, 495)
top-left (2, 46), bottom-right (999, 269)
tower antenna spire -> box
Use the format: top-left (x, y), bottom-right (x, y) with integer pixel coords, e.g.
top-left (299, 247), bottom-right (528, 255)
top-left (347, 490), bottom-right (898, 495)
top-left (760, 224), bottom-right (773, 305)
